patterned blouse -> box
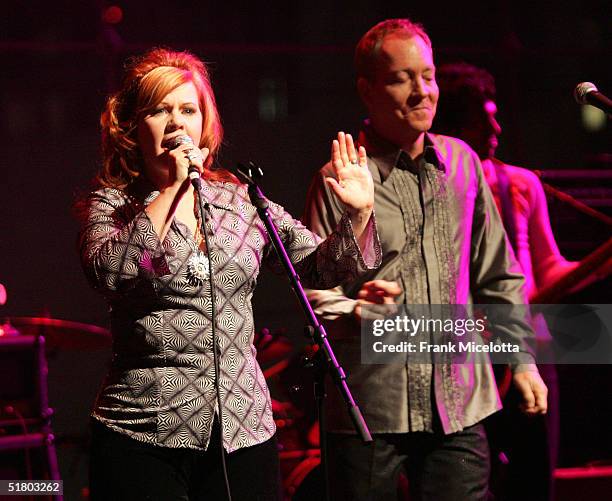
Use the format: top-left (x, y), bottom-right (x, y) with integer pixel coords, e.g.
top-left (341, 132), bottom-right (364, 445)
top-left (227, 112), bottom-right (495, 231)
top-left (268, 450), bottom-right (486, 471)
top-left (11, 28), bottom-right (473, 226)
top-left (79, 179), bottom-right (380, 452)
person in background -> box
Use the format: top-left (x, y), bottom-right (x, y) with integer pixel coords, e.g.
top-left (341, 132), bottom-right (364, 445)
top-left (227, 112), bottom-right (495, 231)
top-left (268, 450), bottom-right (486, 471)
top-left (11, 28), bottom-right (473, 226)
top-left (434, 61), bottom-right (570, 501)
top-left (78, 47), bottom-right (380, 500)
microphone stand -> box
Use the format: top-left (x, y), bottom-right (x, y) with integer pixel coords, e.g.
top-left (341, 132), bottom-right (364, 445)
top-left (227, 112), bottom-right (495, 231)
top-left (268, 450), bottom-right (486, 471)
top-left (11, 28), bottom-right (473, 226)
top-left (533, 170), bottom-right (612, 227)
top-left (235, 162), bottom-right (372, 501)
top-left (189, 168), bottom-right (233, 501)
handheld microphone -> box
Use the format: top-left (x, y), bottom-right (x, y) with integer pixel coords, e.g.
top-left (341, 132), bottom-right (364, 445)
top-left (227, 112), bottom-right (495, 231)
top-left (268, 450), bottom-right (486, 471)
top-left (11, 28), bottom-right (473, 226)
top-left (574, 82), bottom-right (612, 115)
top-left (166, 135), bottom-right (201, 182)
top-left (165, 134), bottom-right (193, 150)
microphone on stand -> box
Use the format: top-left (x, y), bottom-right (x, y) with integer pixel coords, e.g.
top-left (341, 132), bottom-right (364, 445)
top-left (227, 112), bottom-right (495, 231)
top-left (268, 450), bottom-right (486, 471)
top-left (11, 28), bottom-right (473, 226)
top-left (574, 82), bottom-right (612, 115)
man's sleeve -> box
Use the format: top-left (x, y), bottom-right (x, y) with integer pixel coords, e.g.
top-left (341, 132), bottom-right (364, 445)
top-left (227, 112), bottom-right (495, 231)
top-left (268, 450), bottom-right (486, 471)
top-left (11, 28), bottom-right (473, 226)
top-left (302, 165), bottom-right (359, 335)
top-left (469, 155), bottom-right (538, 372)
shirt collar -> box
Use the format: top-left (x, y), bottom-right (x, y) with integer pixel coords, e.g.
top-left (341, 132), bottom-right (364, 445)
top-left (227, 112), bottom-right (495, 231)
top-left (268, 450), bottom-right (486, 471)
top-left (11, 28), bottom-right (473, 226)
top-left (357, 121), bottom-right (444, 181)
top-left (131, 177), bottom-right (236, 211)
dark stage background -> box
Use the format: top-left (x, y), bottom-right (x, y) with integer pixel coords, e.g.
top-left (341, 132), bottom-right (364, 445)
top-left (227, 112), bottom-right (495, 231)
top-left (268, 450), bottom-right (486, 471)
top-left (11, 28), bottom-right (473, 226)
top-left (1, 1), bottom-right (610, 498)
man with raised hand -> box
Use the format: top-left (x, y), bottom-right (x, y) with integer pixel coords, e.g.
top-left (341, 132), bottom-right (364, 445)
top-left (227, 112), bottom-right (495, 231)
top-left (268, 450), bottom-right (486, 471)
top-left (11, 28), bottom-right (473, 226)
top-left (303, 19), bottom-right (547, 501)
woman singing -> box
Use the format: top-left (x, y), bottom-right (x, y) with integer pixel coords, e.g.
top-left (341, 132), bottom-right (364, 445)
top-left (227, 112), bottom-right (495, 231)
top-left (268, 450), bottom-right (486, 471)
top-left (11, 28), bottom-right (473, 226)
top-left (79, 48), bottom-right (379, 500)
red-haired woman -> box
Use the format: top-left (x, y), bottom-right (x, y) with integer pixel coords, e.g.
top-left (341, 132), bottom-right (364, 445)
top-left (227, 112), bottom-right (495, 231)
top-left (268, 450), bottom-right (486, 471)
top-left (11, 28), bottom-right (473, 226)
top-left (79, 48), bottom-right (379, 500)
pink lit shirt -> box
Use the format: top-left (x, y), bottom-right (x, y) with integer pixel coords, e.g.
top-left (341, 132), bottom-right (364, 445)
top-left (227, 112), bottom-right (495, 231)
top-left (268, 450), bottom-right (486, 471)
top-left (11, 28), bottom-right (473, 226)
top-left (481, 158), bottom-right (574, 302)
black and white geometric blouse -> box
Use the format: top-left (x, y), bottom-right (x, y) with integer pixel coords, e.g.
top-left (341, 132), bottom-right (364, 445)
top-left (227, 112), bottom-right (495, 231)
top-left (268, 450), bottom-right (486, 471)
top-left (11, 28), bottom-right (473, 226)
top-left (79, 179), bottom-right (380, 452)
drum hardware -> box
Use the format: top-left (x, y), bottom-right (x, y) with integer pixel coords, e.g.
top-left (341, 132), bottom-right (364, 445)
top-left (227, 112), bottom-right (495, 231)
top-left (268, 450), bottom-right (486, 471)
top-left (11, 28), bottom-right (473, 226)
top-left (254, 327), bottom-right (293, 363)
top-left (7, 317), bottom-right (111, 351)
top-left (0, 335), bottom-right (62, 500)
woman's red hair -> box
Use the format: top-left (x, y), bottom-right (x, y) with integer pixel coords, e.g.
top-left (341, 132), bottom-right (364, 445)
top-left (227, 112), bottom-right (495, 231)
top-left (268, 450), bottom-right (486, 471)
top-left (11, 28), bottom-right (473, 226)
top-left (98, 48), bottom-right (236, 189)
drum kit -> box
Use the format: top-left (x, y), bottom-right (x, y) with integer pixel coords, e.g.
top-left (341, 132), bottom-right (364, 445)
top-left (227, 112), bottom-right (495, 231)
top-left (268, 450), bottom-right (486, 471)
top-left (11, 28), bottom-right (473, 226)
top-left (255, 328), bottom-right (323, 499)
top-left (2, 317), bottom-right (112, 351)
top-left (0, 292), bottom-right (114, 501)
top-left (0, 293), bottom-right (319, 500)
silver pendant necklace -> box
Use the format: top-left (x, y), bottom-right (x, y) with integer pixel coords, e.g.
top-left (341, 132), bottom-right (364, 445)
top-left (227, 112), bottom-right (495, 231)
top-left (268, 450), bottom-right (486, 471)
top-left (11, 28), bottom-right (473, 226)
top-left (186, 199), bottom-right (211, 285)
top-left (187, 250), bottom-right (210, 284)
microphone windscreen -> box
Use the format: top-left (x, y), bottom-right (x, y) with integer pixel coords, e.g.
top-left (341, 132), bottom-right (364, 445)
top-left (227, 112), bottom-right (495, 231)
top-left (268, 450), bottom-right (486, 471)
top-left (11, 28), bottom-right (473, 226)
top-left (165, 135), bottom-right (194, 150)
top-left (574, 82), bottom-right (598, 105)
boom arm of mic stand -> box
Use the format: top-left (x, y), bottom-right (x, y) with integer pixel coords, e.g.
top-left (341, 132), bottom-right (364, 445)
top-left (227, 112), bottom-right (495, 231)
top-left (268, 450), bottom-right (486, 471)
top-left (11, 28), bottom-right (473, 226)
top-left (534, 170), bottom-right (612, 226)
top-left (235, 162), bottom-right (372, 443)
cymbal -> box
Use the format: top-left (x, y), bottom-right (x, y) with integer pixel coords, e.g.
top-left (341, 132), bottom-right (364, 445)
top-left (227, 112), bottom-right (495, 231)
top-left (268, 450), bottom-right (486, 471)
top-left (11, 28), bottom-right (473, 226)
top-left (6, 317), bottom-right (111, 351)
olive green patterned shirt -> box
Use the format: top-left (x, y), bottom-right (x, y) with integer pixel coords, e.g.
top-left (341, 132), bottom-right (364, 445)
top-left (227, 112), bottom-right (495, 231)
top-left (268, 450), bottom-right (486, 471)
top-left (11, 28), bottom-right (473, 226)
top-left (304, 125), bottom-right (536, 434)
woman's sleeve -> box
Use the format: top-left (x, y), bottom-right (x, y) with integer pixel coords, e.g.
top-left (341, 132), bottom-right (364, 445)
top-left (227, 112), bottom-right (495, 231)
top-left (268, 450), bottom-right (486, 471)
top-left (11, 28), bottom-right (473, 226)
top-left (264, 197), bottom-right (381, 290)
top-left (78, 189), bottom-right (169, 298)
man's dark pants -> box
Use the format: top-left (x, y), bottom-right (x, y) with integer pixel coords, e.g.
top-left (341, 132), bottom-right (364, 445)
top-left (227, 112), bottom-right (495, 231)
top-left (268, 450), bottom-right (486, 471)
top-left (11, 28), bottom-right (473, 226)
top-left (327, 423), bottom-right (490, 501)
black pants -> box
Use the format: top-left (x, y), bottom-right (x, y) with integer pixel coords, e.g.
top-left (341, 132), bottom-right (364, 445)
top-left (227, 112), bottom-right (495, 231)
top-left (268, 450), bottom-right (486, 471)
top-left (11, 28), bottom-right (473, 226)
top-left (486, 364), bottom-right (559, 501)
top-left (326, 423), bottom-right (490, 501)
top-left (89, 419), bottom-right (281, 501)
